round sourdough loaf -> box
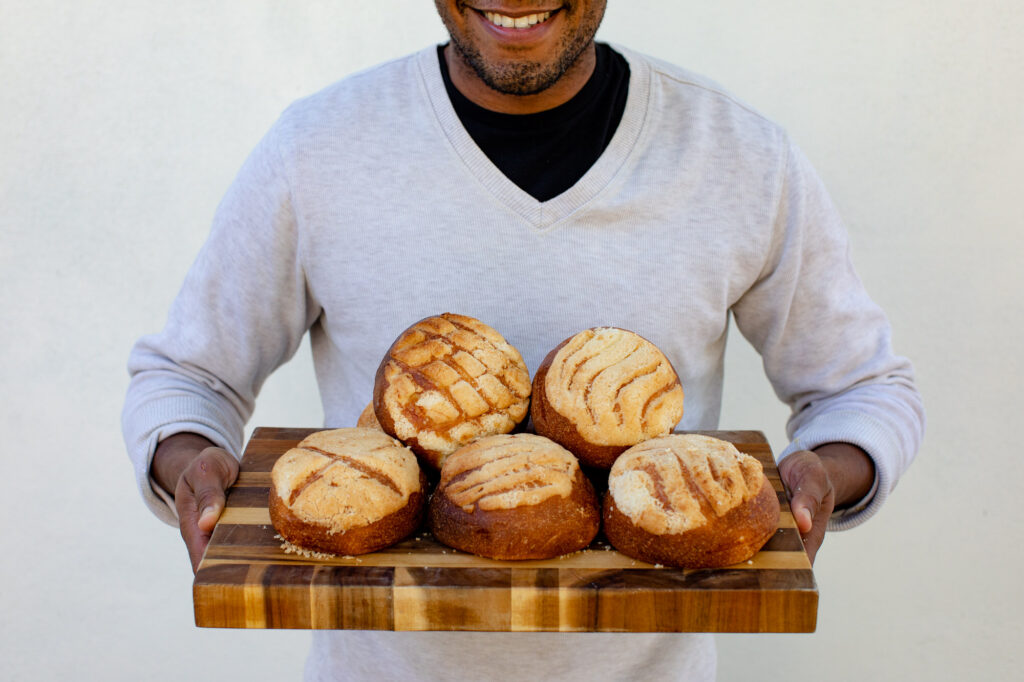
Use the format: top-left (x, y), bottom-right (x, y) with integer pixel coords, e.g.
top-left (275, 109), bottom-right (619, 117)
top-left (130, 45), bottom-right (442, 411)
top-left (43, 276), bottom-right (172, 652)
top-left (428, 433), bottom-right (600, 560)
top-left (373, 313), bottom-right (531, 470)
top-left (356, 402), bottom-right (382, 430)
top-left (269, 428), bottom-right (427, 555)
top-left (531, 327), bottom-right (684, 468)
top-left (603, 434), bottom-right (780, 568)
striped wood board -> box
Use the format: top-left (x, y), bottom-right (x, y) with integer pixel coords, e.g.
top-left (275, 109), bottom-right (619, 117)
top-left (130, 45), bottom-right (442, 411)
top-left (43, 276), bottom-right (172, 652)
top-left (194, 427), bottom-right (817, 632)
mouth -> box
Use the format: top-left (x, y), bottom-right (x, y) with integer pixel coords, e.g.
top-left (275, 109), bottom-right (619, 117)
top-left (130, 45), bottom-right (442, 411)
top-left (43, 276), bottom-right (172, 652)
top-left (480, 9), bottom-right (557, 29)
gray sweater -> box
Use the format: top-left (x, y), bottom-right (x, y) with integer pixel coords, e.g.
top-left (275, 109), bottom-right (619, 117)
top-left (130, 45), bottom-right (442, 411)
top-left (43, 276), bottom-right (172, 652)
top-left (123, 45), bottom-right (923, 680)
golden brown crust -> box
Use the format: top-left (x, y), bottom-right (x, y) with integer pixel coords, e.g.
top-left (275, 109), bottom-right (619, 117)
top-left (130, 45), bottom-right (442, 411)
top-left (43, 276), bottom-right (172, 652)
top-left (356, 402), bottom-right (382, 430)
top-left (428, 434), bottom-right (600, 560)
top-left (373, 313), bottom-right (531, 470)
top-left (268, 428), bottom-right (427, 555)
top-left (602, 434), bottom-right (780, 568)
top-left (531, 328), bottom-right (684, 469)
top-left (603, 477), bottom-right (778, 568)
top-left (270, 477), bottom-right (426, 556)
top-left (530, 346), bottom-right (622, 468)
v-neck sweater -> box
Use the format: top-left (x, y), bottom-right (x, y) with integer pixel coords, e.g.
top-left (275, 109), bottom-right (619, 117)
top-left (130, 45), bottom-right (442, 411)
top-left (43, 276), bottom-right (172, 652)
top-left (421, 44), bottom-right (650, 228)
top-left (123, 45), bottom-right (923, 681)
top-left (438, 42), bottom-right (630, 201)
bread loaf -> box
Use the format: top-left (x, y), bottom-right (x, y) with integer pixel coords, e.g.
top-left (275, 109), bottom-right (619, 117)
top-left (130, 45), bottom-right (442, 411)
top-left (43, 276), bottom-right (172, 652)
top-left (373, 313), bottom-right (531, 470)
top-left (428, 433), bottom-right (600, 560)
top-left (603, 434), bottom-right (779, 568)
top-left (356, 402), bottom-right (382, 430)
top-left (269, 428), bottom-right (426, 555)
top-left (532, 327), bottom-right (684, 468)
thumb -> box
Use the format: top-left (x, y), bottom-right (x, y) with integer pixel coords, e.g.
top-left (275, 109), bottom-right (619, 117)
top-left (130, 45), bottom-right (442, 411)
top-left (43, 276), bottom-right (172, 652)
top-left (779, 450), bottom-right (825, 533)
top-left (792, 503), bottom-right (813, 535)
top-left (187, 449), bottom-right (239, 532)
top-left (197, 503), bottom-right (222, 533)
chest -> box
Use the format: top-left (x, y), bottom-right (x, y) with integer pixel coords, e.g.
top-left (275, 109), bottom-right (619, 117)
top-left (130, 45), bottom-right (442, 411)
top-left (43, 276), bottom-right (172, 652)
top-left (300, 195), bottom-right (768, 378)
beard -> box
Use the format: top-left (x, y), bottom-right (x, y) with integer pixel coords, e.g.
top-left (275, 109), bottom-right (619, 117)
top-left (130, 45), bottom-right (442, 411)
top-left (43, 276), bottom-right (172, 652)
top-left (448, 30), bottom-right (594, 96)
top-left (436, 0), bottom-right (607, 97)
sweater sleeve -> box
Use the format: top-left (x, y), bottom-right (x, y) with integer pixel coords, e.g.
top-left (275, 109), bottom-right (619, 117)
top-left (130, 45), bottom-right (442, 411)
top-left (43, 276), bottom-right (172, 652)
top-left (731, 140), bottom-right (925, 531)
top-left (121, 118), bottom-right (318, 525)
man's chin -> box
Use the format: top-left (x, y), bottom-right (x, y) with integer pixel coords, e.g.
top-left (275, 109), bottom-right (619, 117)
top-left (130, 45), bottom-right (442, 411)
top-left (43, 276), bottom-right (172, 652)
top-left (475, 64), bottom-right (563, 96)
top-left (454, 40), bottom-right (588, 97)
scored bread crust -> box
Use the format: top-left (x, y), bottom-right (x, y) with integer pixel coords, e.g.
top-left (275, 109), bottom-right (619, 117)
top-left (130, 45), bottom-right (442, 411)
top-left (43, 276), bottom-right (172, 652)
top-left (604, 476), bottom-right (778, 568)
top-left (428, 434), bottom-right (600, 560)
top-left (531, 328), bottom-right (684, 469)
top-left (270, 479), bottom-right (426, 556)
top-left (373, 313), bottom-right (531, 470)
top-left (602, 435), bottom-right (780, 568)
top-left (531, 344), bottom-right (623, 469)
top-left (269, 428), bottom-right (427, 556)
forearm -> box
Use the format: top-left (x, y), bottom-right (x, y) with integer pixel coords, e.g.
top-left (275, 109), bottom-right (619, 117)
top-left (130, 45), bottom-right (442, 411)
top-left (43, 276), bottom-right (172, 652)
top-left (152, 432), bottom-right (217, 497)
top-left (814, 442), bottom-right (875, 509)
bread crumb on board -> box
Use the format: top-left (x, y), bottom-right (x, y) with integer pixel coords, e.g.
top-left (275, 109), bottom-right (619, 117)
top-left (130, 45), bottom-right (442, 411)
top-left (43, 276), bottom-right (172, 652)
top-left (275, 535), bottom-right (337, 560)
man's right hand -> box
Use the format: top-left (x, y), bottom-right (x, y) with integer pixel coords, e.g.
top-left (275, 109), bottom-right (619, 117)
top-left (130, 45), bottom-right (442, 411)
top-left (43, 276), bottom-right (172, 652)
top-left (152, 433), bottom-right (239, 573)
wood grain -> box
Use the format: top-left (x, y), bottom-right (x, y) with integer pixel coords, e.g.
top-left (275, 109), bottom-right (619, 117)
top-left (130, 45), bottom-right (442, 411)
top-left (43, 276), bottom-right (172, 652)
top-left (193, 428), bottom-right (817, 632)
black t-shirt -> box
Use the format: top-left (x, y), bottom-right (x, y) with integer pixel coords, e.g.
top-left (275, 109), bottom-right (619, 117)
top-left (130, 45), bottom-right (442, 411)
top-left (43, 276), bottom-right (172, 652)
top-left (438, 43), bottom-right (630, 202)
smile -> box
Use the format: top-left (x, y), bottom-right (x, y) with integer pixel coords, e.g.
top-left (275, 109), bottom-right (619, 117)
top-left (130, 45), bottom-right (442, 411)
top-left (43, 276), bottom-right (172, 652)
top-left (482, 10), bottom-right (555, 29)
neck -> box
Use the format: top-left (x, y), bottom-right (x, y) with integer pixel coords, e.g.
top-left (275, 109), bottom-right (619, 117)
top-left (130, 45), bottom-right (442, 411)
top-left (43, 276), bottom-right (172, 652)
top-left (441, 42), bottom-right (597, 114)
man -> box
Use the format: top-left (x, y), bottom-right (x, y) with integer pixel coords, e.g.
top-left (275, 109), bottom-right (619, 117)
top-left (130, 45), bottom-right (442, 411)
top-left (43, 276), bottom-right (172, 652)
top-left (124, 1), bottom-right (924, 679)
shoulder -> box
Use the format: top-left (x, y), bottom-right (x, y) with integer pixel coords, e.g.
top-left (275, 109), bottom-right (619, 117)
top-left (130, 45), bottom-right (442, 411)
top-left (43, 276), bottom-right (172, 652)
top-left (266, 48), bottom-right (433, 152)
top-left (297, 49), bottom-right (426, 110)
top-left (617, 46), bottom-right (779, 124)
top-left (615, 45), bottom-right (789, 151)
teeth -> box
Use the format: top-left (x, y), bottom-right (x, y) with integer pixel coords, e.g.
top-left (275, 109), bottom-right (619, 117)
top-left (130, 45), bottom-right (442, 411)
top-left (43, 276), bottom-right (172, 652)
top-left (483, 10), bottom-right (553, 29)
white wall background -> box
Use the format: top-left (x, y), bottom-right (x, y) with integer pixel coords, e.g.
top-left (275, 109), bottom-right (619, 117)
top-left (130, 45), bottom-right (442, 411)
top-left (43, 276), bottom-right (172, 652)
top-left (2, 1), bottom-right (1021, 679)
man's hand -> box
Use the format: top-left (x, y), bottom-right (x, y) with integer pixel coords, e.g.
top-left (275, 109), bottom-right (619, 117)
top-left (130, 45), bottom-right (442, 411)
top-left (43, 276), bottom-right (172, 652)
top-left (152, 433), bottom-right (239, 573)
top-left (778, 443), bottom-right (875, 564)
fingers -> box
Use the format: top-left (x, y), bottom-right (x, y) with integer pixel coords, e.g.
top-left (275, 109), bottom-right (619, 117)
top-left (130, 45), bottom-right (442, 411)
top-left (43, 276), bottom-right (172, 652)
top-left (174, 447), bottom-right (239, 573)
top-left (779, 450), bottom-right (836, 565)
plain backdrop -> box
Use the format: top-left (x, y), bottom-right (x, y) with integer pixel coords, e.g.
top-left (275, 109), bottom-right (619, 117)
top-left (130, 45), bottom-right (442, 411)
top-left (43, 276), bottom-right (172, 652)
top-left (2, 1), bottom-right (1021, 680)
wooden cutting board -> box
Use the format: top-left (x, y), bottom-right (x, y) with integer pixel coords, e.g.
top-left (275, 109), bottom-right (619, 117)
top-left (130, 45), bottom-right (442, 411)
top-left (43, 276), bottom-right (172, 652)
top-left (194, 427), bottom-right (817, 632)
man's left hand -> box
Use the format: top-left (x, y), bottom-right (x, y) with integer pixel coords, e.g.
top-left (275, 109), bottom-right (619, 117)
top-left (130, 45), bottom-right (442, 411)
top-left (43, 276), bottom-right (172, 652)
top-left (778, 450), bottom-right (835, 564)
top-left (778, 443), bottom-right (875, 564)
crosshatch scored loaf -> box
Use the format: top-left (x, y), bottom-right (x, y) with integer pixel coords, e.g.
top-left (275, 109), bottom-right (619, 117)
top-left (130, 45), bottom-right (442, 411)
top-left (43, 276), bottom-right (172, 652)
top-left (603, 434), bottom-right (780, 568)
top-left (373, 313), bottom-right (531, 470)
top-left (269, 428), bottom-right (427, 556)
top-left (429, 433), bottom-right (600, 560)
top-left (532, 327), bottom-right (685, 469)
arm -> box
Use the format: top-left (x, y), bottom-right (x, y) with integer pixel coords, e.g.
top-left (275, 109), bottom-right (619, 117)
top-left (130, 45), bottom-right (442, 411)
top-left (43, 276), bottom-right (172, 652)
top-left (732, 140), bottom-right (924, 560)
top-left (122, 111), bottom-right (318, 556)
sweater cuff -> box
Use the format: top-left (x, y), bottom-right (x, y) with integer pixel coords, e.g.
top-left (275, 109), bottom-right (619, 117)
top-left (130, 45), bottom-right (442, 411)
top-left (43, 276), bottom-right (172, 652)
top-left (778, 409), bottom-right (898, 532)
top-left (123, 394), bottom-right (243, 527)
